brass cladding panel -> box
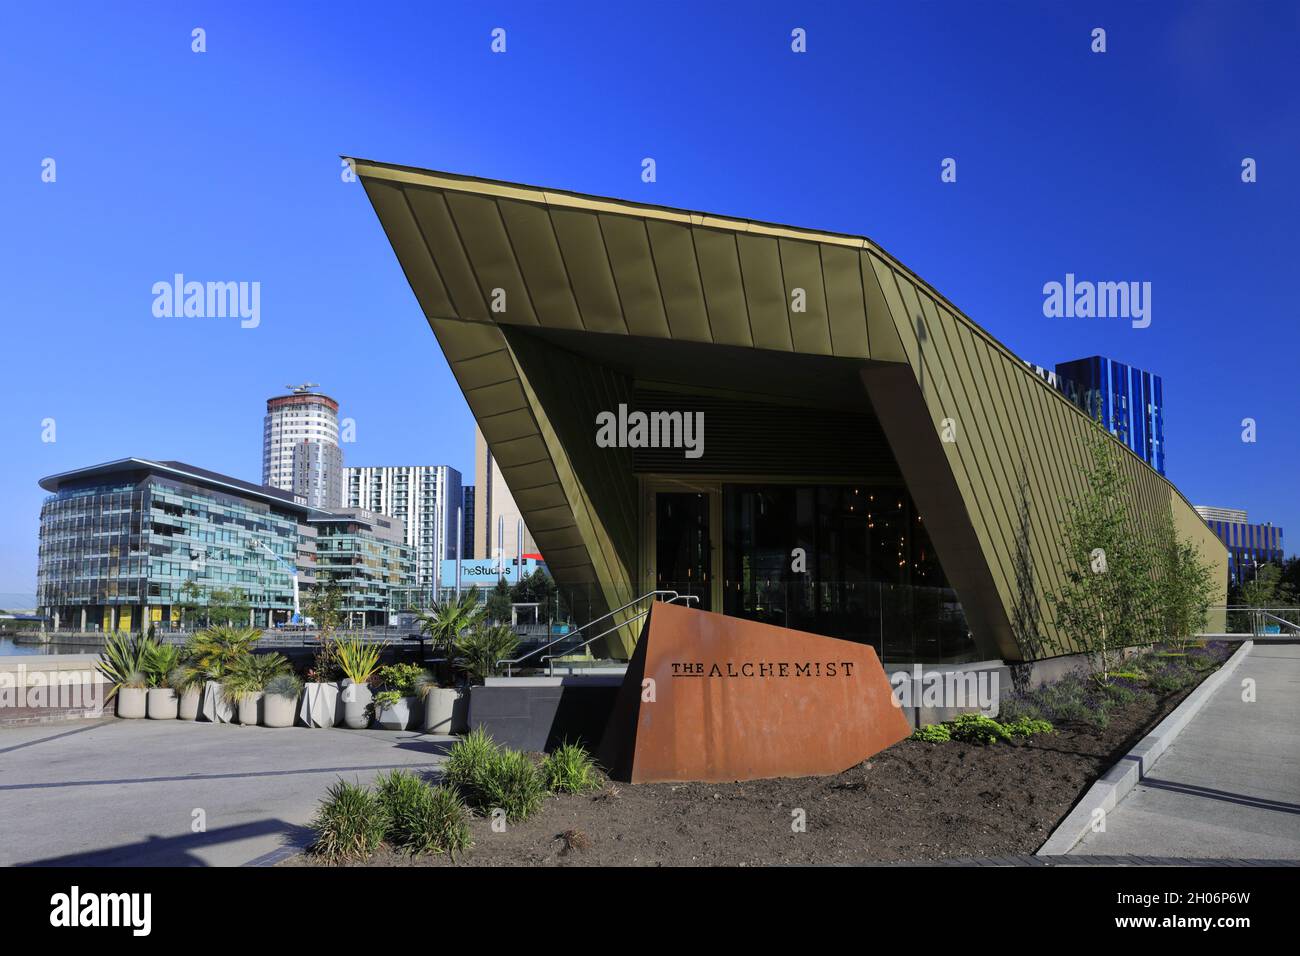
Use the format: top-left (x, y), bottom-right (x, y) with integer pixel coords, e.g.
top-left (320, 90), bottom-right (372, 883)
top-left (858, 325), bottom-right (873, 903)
top-left (355, 158), bottom-right (1228, 661)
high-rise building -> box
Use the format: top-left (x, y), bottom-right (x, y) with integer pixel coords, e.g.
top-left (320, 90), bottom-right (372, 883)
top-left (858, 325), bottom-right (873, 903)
top-left (461, 485), bottom-right (476, 559)
top-left (343, 465), bottom-right (462, 594)
top-left (473, 425), bottom-right (536, 561)
top-left (1055, 356), bottom-right (1165, 475)
top-left (262, 384), bottom-right (343, 508)
top-left (1193, 506), bottom-right (1284, 587)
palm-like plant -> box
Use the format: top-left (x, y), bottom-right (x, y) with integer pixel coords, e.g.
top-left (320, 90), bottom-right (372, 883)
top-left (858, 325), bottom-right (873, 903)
top-left (417, 588), bottom-right (484, 656)
top-left (143, 642), bottom-right (181, 689)
top-left (183, 625), bottom-right (261, 682)
top-left (453, 623), bottom-right (521, 685)
top-left (222, 652), bottom-right (290, 702)
top-left (335, 636), bottom-right (385, 686)
top-left (98, 631), bottom-right (152, 700)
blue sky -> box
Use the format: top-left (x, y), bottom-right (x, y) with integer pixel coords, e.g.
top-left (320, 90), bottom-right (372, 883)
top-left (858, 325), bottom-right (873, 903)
top-left (2, 0), bottom-right (1297, 596)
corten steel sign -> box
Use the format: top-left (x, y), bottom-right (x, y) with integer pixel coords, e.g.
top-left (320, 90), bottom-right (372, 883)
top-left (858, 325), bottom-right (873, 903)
top-left (598, 601), bottom-right (912, 783)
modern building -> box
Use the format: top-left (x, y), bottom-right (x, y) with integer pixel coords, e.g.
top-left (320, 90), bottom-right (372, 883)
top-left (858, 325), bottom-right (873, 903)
top-left (37, 459), bottom-right (315, 631)
top-left (344, 465), bottom-right (462, 594)
top-left (309, 507), bottom-right (419, 625)
top-left (1055, 356), bottom-right (1165, 476)
top-left (37, 459), bottom-right (419, 631)
top-left (1193, 506), bottom-right (1284, 587)
top-left (473, 425), bottom-right (537, 561)
top-left (262, 385), bottom-right (343, 508)
top-left (461, 485), bottom-right (476, 559)
top-left (353, 159), bottom-right (1226, 664)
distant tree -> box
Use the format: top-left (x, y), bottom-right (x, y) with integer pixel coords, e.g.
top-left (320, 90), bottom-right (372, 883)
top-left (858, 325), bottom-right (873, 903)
top-left (485, 578), bottom-right (512, 623)
top-left (206, 586), bottom-right (251, 627)
top-left (175, 580), bottom-right (208, 628)
top-left (1241, 563), bottom-right (1295, 609)
top-left (305, 579), bottom-right (345, 638)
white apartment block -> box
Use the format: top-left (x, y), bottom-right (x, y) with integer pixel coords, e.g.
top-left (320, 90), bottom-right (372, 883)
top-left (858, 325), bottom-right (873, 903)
top-left (344, 464), bottom-right (463, 592)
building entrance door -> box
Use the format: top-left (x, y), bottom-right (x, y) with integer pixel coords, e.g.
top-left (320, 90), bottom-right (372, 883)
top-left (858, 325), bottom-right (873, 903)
top-left (651, 489), bottom-right (717, 611)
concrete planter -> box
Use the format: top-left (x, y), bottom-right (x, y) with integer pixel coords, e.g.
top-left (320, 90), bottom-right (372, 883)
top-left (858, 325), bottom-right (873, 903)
top-left (200, 681), bottom-right (234, 723)
top-left (146, 688), bottom-right (178, 719)
top-left (422, 687), bottom-right (461, 734)
top-left (300, 681), bottom-right (342, 728)
top-left (116, 687), bottom-right (147, 719)
top-left (178, 687), bottom-right (201, 720)
top-left (341, 679), bottom-right (373, 729)
top-left (375, 696), bottom-right (417, 731)
top-left (263, 692), bottom-right (297, 728)
top-left (237, 692), bottom-right (263, 726)
top-left (452, 690), bottom-right (471, 734)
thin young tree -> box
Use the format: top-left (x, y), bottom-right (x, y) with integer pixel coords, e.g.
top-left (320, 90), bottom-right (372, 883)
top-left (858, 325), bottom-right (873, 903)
top-left (1048, 423), bottom-right (1160, 682)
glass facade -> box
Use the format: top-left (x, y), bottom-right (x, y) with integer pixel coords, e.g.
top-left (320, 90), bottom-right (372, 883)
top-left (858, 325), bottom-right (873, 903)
top-left (37, 466), bottom-right (307, 630)
top-left (1056, 355), bottom-right (1166, 475)
top-left (652, 482), bottom-right (977, 664)
top-left (1202, 518), bottom-right (1285, 587)
top-left (310, 511), bottom-right (418, 626)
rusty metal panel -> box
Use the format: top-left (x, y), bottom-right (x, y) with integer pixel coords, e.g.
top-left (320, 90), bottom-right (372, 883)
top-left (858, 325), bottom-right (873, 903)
top-left (599, 602), bottom-right (912, 783)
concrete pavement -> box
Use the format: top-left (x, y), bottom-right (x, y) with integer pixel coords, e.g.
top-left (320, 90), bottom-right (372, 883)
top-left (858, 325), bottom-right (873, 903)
top-left (1072, 644), bottom-right (1300, 859)
top-left (0, 718), bottom-right (452, 866)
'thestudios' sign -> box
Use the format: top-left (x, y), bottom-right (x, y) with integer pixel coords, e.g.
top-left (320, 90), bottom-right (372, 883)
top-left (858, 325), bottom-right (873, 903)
top-left (441, 557), bottom-right (544, 586)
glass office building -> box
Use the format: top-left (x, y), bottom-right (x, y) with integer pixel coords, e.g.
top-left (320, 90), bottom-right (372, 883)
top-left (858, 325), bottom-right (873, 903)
top-left (37, 459), bottom-right (311, 631)
top-left (309, 508), bottom-right (418, 626)
top-left (1055, 356), bottom-right (1166, 475)
top-left (37, 460), bottom-right (419, 631)
top-left (1194, 506), bottom-right (1284, 587)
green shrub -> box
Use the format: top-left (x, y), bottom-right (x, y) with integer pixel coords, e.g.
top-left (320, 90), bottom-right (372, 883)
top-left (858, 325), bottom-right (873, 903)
top-left (442, 727), bottom-right (501, 801)
top-left (1098, 680), bottom-right (1138, 705)
top-left (374, 690), bottom-right (403, 708)
top-left (947, 713), bottom-right (1011, 745)
top-left (478, 749), bottom-right (546, 822)
top-left (309, 780), bottom-right (388, 862)
top-left (1107, 669), bottom-right (1146, 682)
top-left (413, 785), bottom-right (472, 857)
top-left (910, 723), bottom-right (952, 742)
top-left (265, 673), bottom-right (303, 698)
top-left (541, 742), bottom-right (602, 793)
top-left (376, 663), bottom-right (424, 695)
top-left (1148, 665), bottom-right (1194, 693)
top-left (453, 624), bottom-right (521, 684)
top-left (374, 769), bottom-right (428, 840)
top-left (1002, 716), bottom-right (1054, 739)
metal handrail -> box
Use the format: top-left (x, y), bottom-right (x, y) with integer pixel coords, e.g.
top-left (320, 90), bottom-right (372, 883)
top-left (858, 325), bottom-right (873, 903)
top-left (1254, 610), bottom-right (1300, 636)
top-left (497, 589), bottom-right (695, 677)
top-left (541, 593), bottom-right (699, 676)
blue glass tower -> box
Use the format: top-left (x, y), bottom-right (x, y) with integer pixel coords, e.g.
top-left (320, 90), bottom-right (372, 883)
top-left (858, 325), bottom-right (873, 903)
top-left (1055, 356), bottom-right (1166, 476)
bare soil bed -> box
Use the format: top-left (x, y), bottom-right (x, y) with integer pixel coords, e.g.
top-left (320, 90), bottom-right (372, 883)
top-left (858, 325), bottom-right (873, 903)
top-left (285, 644), bottom-right (1232, 867)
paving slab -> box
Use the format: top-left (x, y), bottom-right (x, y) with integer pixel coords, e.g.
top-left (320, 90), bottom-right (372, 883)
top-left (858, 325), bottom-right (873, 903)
top-left (1072, 645), bottom-right (1300, 860)
top-left (0, 718), bottom-right (452, 866)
